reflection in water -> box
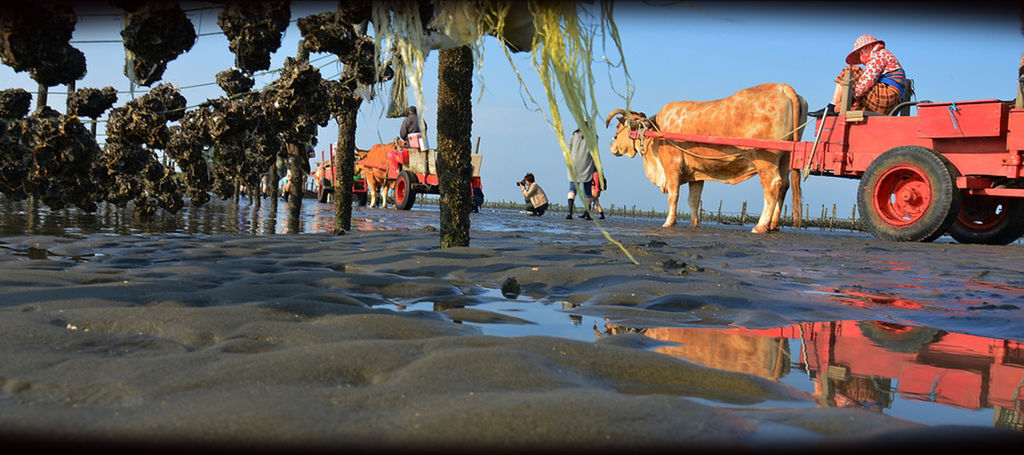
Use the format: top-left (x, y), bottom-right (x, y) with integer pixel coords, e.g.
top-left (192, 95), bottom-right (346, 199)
top-left (0, 196), bottom-right (441, 236)
top-left (599, 320), bottom-right (1024, 432)
top-left (1, 195), bottom-right (675, 237)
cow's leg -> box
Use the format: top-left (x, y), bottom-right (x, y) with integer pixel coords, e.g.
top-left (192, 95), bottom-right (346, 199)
top-left (664, 186), bottom-right (680, 227)
top-left (368, 180), bottom-right (379, 208)
top-left (687, 180), bottom-right (704, 227)
top-left (771, 154), bottom-right (791, 231)
top-left (790, 168), bottom-right (803, 228)
top-left (752, 164), bottom-right (783, 234)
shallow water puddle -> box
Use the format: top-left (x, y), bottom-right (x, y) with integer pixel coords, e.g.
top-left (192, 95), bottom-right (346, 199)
top-left (620, 321), bottom-right (1024, 431)
top-left (396, 296), bottom-right (1024, 432)
top-left (395, 294), bottom-right (609, 342)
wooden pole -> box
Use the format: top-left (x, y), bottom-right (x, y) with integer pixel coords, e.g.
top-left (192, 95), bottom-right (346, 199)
top-left (740, 201), bottom-right (747, 225)
top-left (65, 80), bottom-right (75, 113)
top-left (437, 45), bottom-right (474, 248)
top-left (839, 71), bottom-right (853, 115)
top-left (36, 83), bottom-right (48, 113)
top-left (287, 39), bottom-right (310, 234)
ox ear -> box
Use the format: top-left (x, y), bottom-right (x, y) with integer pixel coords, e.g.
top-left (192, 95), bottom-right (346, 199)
top-left (622, 112), bottom-right (647, 130)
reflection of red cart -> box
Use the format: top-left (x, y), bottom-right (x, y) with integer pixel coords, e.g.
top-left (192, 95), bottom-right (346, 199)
top-left (635, 320), bottom-right (1024, 430)
top-left (382, 134), bottom-right (484, 211)
top-left (636, 77), bottom-right (1024, 244)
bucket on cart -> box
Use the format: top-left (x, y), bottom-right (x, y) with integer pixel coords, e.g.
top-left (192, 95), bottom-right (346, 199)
top-left (408, 133), bottom-right (428, 151)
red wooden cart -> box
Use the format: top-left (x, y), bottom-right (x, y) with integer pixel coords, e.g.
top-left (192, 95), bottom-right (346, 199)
top-left (637, 78), bottom-right (1024, 245)
top-left (384, 134), bottom-right (484, 211)
top-left (315, 144), bottom-right (369, 205)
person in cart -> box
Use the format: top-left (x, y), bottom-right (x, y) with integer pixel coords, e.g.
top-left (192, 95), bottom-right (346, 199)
top-left (810, 34), bottom-right (907, 117)
top-left (390, 106), bottom-right (425, 173)
top-left (399, 105), bottom-right (421, 142)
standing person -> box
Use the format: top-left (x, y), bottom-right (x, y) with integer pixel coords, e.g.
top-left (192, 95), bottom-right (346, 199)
top-left (471, 186), bottom-right (484, 213)
top-left (811, 34), bottom-right (907, 117)
top-left (517, 173), bottom-right (548, 216)
top-left (589, 169), bottom-right (606, 220)
top-left (565, 124), bottom-right (605, 220)
top-left (281, 170), bottom-right (291, 202)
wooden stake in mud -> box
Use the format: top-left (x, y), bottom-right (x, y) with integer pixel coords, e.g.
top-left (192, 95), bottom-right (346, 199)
top-left (740, 201), bottom-right (747, 225)
top-left (287, 40), bottom-right (311, 234)
top-left (717, 200), bottom-right (723, 224)
top-left (332, 21), bottom-right (368, 234)
top-left (437, 45), bottom-right (474, 248)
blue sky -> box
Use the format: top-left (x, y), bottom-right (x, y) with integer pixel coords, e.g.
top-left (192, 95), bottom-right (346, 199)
top-left (3, 1), bottom-right (1023, 218)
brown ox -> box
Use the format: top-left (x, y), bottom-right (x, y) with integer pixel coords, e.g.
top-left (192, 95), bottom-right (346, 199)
top-left (606, 83), bottom-right (807, 233)
top-left (355, 142), bottom-right (398, 208)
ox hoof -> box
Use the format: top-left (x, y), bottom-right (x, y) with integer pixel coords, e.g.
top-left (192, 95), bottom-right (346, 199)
top-left (750, 226), bottom-right (771, 234)
top-left (662, 222), bottom-right (676, 228)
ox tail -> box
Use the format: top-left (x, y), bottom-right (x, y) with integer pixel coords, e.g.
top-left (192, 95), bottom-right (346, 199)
top-left (789, 93), bottom-right (808, 228)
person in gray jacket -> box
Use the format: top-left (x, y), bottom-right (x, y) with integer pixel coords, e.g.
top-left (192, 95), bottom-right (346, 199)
top-left (565, 124), bottom-right (603, 220)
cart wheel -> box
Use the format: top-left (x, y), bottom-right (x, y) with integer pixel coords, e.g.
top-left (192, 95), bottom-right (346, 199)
top-left (947, 195), bottom-right (1024, 245)
top-left (394, 171), bottom-right (417, 210)
top-left (317, 179), bottom-right (330, 203)
top-left (857, 146), bottom-right (961, 242)
top-left (856, 321), bottom-right (942, 354)
top-left (355, 191), bottom-right (368, 206)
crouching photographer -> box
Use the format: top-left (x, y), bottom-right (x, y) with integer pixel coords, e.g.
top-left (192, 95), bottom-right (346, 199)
top-left (517, 173), bottom-right (548, 216)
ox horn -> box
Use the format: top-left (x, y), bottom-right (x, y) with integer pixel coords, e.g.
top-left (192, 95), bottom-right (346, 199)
top-left (605, 109), bottom-right (626, 127)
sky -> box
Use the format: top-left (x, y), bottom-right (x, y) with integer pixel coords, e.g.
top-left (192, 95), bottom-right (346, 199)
top-left (2, 1), bottom-right (1023, 218)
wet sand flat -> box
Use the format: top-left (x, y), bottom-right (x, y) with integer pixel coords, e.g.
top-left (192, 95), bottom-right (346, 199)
top-left (1, 226), bottom-right (1023, 452)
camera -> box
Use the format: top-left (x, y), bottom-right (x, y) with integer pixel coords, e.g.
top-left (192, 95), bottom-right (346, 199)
top-left (515, 180), bottom-right (526, 187)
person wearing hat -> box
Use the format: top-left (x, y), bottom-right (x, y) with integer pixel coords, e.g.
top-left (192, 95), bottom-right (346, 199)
top-left (810, 34), bottom-right (907, 117)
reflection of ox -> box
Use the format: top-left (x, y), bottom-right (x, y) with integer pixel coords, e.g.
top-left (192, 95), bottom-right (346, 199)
top-left (355, 142), bottom-right (399, 208)
top-left (606, 83), bottom-right (807, 233)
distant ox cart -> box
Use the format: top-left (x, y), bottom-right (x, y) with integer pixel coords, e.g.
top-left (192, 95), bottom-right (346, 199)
top-left (320, 133), bottom-right (483, 210)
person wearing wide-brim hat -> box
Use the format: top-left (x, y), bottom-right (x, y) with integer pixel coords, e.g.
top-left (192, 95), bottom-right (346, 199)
top-left (810, 34), bottom-right (908, 117)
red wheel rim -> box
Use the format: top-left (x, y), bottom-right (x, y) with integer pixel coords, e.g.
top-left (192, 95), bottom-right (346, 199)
top-left (956, 195), bottom-right (1008, 232)
top-left (395, 178), bottom-right (407, 204)
top-left (872, 165), bottom-right (932, 227)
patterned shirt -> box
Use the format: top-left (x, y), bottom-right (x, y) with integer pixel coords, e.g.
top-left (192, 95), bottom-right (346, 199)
top-left (854, 44), bottom-right (904, 98)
